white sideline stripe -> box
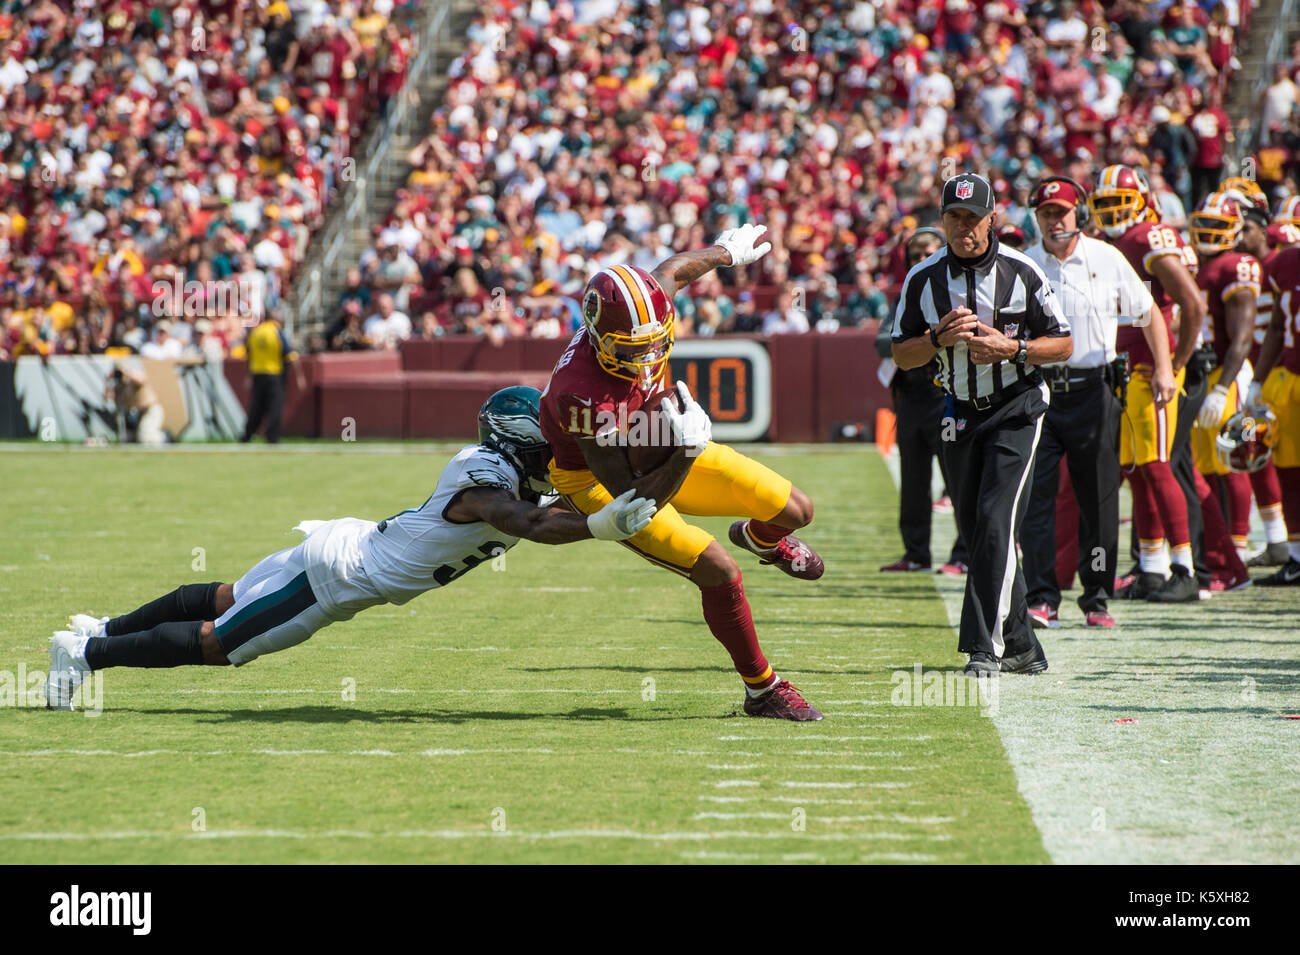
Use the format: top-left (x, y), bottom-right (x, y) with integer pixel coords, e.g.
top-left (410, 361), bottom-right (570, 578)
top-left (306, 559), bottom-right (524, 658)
top-left (780, 781), bottom-right (912, 789)
top-left (695, 812), bottom-right (952, 825)
top-left (160, 687), bottom-right (742, 695)
top-left (719, 735), bottom-right (931, 741)
top-left (0, 828), bottom-right (895, 843)
top-left (710, 780), bottom-right (760, 788)
top-left (2, 748), bottom-right (558, 758)
top-left (861, 852), bottom-right (940, 862)
top-left (705, 764), bottom-right (760, 770)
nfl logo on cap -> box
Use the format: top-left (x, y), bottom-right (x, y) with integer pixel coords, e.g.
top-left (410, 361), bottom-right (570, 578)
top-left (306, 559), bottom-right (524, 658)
top-left (955, 181), bottom-right (974, 200)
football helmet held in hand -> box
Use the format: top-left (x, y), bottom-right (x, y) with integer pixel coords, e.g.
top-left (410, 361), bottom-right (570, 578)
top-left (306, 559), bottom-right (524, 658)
top-left (1216, 407), bottom-right (1276, 473)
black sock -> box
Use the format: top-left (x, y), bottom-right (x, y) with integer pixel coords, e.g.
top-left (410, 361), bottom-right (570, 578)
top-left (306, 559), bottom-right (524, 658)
top-left (106, 583), bottom-right (222, 637)
top-left (85, 621), bottom-right (205, 669)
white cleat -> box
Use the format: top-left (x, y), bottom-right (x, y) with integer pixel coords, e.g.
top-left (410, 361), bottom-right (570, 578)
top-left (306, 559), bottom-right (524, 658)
top-left (46, 631), bottom-right (92, 711)
top-left (68, 614), bottom-right (108, 638)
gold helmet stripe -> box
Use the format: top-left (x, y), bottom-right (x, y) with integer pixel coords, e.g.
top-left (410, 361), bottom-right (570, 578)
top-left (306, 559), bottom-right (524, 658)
top-left (606, 265), bottom-right (651, 328)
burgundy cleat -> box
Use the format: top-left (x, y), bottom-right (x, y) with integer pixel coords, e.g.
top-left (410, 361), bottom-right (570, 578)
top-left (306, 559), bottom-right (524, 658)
top-left (880, 558), bottom-right (931, 572)
top-left (1085, 610), bottom-right (1116, 628)
top-left (1028, 603), bottom-right (1059, 629)
top-left (1209, 571), bottom-right (1252, 593)
top-left (938, 561), bottom-right (969, 575)
top-left (729, 521), bottom-right (825, 580)
top-left (743, 681), bottom-right (823, 721)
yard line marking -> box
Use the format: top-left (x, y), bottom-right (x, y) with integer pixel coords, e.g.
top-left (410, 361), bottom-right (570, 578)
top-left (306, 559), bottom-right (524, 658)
top-left (710, 780), bottom-right (761, 788)
top-left (679, 851), bottom-right (762, 860)
top-left (705, 764), bottom-right (760, 770)
top-left (719, 735), bottom-right (931, 741)
top-left (861, 852), bottom-right (940, 862)
top-left (697, 797), bottom-right (751, 803)
top-left (1, 747), bottom-right (559, 758)
top-left (780, 781), bottom-right (912, 789)
top-left (693, 812), bottom-right (953, 825)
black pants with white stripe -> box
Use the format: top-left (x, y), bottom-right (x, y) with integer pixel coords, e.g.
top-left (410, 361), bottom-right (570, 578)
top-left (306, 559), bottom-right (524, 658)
top-left (1021, 379), bottom-right (1120, 613)
top-left (1170, 361), bottom-right (1212, 588)
top-left (895, 383), bottom-right (968, 567)
top-left (940, 383), bottom-right (1048, 659)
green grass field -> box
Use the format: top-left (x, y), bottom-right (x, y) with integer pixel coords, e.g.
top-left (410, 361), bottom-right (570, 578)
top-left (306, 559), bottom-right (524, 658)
top-left (1, 442), bottom-right (1295, 864)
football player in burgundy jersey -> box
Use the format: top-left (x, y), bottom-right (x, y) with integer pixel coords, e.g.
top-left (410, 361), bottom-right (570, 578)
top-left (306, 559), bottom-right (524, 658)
top-left (1090, 164), bottom-right (1204, 601)
top-left (540, 224), bottom-right (826, 721)
top-left (1226, 186), bottom-right (1292, 565)
top-left (1189, 191), bottom-right (1260, 589)
top-left (1247, 241), bottom-right (1300, 583)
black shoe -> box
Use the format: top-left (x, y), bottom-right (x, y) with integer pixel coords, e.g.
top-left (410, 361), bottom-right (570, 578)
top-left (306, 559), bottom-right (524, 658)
top-left (1000, 634), bottom-right (1049, 674)
top-left (964, 651), bottom-right (999, 677)
top-left (1117, 571), bottom-right (1164, 600)
top-left (1146, 564), bottom-right (1198, 603)
top-left (1257, 559), bottom-right (1300, 586)
top-left (1248, 542), bottom-right (1291, 567)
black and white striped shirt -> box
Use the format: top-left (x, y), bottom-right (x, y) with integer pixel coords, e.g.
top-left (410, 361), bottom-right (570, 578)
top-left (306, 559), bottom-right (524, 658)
top-left (891, 235), bottom-right (1071, 403)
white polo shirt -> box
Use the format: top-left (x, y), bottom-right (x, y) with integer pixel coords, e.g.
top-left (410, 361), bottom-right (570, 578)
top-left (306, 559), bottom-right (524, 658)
top-left (1026, 234), bottom-right (1155, 370)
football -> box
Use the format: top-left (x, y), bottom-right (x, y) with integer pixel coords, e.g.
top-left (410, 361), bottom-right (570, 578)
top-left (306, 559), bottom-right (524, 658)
top-left (625, 386), bottom-right (683, 477)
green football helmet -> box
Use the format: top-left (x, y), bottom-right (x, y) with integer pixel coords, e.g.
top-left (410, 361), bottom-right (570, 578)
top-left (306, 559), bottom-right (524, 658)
top-left (477, 386), bottom-right (553, 502)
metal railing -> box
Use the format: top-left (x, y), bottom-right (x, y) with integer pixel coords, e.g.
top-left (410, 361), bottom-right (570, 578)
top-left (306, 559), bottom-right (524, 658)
top-left (1235, 0), bottom-right (1298, 170)
top-left (285, 0), bottom-right (452, 338)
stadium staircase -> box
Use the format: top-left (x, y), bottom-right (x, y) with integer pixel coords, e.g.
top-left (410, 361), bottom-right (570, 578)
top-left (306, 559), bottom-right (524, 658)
top-left (286, 0), bottom-right (481, 336)
top-left (1225, 0), bottom-right (1300, 163)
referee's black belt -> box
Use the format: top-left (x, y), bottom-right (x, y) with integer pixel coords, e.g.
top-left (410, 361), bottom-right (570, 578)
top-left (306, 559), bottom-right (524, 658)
top-left (950, 372), bottom-right (1043, 412)
top-left (1041, 365), bottom-right (1105, 393)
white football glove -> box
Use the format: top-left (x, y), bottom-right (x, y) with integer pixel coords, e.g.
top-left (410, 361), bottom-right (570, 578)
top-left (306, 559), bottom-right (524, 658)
top-left (586, 488), bottom-right (657, 541)
top-left (1198, 384), bottom-right (1229, 429)
top-left (714, 223), bottom-right (772, 267)
top-left (1245, 380), bottom-right (1264, 413)
top-left (661, 380), bottom-right (712, 453)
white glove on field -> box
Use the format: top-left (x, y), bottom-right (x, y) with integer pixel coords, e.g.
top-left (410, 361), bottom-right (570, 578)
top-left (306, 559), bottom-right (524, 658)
top-left (1198, 384), bottom-right (1229, 429)
top-left (714, 223), bottom-right (772, 266)
top-left (661, 380), bottom-right (712, 453)
top-left (587, 488), bottom-right (657, 541)
top-left (1246, 380), bottom-right (1264, 413)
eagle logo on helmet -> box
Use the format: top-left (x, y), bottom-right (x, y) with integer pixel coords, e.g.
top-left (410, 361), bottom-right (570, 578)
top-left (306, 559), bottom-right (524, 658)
top-left (580, 265), bottom-right (675, 388)
top-left (1216, 408), bottom-right (1276, 473)
top-left (955, 180), bottom-right (975, 200)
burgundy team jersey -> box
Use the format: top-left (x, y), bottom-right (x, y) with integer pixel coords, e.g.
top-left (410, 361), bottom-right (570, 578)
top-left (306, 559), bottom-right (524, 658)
top-left (1254, 247), bottom-right (1283, 361)
top-left (1112, 221), bottom-right (1193, 365)
top-left (1266, 246), bottom-right (1300, 375)
top-left (1266, 222), bottom-right (1300, 249)
top-left (541, 329), bottom-right (669, 472)
top-left (1197, 251), bottom-right (1262, 364)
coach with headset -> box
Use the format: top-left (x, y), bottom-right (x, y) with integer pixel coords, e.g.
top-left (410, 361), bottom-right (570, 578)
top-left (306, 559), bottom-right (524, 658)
top-left (1022, 177), bottom-right (1174, 629)
top-left (893, 173), bottom-right (1073, 676)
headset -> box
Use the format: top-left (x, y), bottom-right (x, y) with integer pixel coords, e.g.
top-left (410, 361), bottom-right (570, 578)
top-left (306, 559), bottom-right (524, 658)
top-left (1029, 175), bottom-right (1091, 237)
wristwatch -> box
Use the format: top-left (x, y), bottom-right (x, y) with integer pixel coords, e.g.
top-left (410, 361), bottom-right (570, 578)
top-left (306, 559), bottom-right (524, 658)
top-left (1014, 340), bottom-right (1028, 366)
top-left (930, 326), bottom-right (941, 348)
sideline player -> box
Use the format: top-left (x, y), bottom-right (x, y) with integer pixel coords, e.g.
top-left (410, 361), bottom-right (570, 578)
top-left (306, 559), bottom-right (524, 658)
top-left (1247, 236), bottom-right (1300, 583)
top-left (540, 226), bottom-right (827, 721)
top-left (1089, 165), bottom-right (1203, 601)
top-left (1230, 186), bottom-right (1293, 566)
top-left (45, 387), bottom-right (657, 709)
top-left (1189, 191), bottom-right (1258, 590)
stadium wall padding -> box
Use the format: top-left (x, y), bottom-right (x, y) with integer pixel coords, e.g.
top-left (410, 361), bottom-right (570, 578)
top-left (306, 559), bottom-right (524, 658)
top-left (205, 326), bottom-right (893, 441)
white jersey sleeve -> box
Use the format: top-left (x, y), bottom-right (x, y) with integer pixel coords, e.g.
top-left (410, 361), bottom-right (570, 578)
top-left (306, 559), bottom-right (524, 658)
top-left (358, 445), bottom-right (524, 605)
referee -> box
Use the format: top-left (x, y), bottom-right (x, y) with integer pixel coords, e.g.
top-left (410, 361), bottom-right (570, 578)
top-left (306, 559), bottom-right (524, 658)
top-left (892, 173), bottom-right (1073, 676)
top-left (1022, 176), bottom-right (1172, 629)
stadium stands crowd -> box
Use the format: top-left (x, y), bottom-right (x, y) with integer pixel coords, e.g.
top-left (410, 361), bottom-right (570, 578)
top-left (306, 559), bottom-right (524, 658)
top-left (2, 0), bottom-right (1298, 359)
top-left (0, 0), bottom-right (417, 360)
top-left (327, 0), bottom-right (1297, 350)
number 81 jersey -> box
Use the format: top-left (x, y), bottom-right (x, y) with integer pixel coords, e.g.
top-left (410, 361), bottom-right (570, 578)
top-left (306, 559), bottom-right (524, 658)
top-left (359, 445), bottom-right (521, 605)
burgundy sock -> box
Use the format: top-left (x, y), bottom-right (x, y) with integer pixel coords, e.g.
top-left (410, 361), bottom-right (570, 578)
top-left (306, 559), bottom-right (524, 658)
top-left (1141, 461), bottom-right (1188, 546)
top-left (1223, 472), bottom-right (1252, 539)
top-left (1252, 462), bottom-right (1282, 509)
top-left (745, 520), bottom-right (788, 549)
top-left (1199, 473), bottom-right (1245, 575)
top-left (1278, 467), bottom-right (1300, 539)
top-left (1130, 467), bottom-right (1164, 542)
top-left (700, 573), bottom-right (775, 688)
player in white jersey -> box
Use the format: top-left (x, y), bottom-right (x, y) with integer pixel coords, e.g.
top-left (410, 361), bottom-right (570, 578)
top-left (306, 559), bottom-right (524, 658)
top-left (45, 387), bottom-right (656, 710)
